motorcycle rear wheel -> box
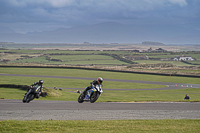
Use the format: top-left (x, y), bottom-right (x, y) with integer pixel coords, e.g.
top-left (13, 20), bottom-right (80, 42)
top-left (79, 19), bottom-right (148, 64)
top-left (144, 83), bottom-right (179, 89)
top-left (90, 92), bottom-right (100, 103)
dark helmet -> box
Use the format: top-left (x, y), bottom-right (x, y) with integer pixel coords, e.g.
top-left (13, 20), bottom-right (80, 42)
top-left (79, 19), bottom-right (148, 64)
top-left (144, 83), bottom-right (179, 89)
top-left (39, 79), bottom-right (43, 84)
top-left (97, 77), bottom-right (103, 84)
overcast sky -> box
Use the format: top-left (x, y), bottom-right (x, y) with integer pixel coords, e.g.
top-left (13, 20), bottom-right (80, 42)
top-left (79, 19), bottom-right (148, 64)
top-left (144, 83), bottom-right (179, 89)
top-left (0, 0), bottom-right (199, 33)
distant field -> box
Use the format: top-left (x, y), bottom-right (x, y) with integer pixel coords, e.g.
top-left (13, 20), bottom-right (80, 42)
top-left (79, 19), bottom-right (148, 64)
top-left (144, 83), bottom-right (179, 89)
top-left (188, 60), bottom-right (200, 65)
top-left (134, 60), bottom-right (191, 66)
top-left (147, 53), bottom-right (200, 60)
top-left (1, 49), bottom-right (200, 76)
top-left (6, 55), bottom-right (128, 65)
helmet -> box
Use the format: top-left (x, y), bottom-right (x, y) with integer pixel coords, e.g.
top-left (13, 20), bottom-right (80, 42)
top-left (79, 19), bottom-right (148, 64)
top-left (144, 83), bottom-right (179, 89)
top-left (39, 79), bottom-right (43, 84)
top-left (97, 77), bottom-right (103, 84)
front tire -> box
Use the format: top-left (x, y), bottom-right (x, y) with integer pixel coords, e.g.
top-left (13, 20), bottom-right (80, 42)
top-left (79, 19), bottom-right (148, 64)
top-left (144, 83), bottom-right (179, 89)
top-left (22, 96), bottom-right (26, 103)
top-left (26, 94), bottom-right (34, 103)
top-left (90, 92), bottom-right (100, 103)
top-left (78, 94), bottom-right (84, 103)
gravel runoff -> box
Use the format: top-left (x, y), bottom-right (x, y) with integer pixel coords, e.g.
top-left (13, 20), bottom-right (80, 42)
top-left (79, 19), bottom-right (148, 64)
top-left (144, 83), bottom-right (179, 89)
top-left (1, 110), bottom-right (200, 120)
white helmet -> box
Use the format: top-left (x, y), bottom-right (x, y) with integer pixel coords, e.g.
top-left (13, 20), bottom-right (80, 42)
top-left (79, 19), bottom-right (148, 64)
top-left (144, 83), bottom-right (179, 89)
top-left (97, 77), bottom-right (103, 84)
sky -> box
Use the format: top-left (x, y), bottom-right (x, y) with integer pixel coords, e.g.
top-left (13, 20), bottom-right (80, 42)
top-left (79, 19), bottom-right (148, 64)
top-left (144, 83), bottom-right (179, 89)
top-left (0, 0), bottom-right (200, 34)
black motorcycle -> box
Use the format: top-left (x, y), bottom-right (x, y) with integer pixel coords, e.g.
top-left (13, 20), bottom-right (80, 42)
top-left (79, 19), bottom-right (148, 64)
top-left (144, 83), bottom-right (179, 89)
top-left (22, 85), bottom-right (46, 103)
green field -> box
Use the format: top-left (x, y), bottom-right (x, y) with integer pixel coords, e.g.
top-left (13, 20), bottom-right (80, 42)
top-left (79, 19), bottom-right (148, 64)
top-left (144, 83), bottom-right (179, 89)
top-left (1, 49), bottom-right (200, 67)
top-left (1, 49), bottom-right (200, 79)
top-left (0, 67), bottom-right (199, 84)
top-left (7, 55), bottom-right (128, 65)
top-left (0, 67), bottom-right (200, 102)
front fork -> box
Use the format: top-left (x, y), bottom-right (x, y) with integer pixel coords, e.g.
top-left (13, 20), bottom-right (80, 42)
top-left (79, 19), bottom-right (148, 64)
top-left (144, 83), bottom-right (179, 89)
top-left (25, 89), bottom-right (32, 97)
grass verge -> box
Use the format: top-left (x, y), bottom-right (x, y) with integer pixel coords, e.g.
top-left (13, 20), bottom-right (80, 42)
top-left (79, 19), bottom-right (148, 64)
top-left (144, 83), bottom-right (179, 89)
top-left (1, 87), bottom-right (200, 102)
top-left (0, 120), bottom-right (200, 133)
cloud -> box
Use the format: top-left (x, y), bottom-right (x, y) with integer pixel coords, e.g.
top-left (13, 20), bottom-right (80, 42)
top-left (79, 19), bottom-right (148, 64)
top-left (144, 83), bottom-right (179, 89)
top-left (0, 0), bottom-right (199, 33)
top-left (5, 0), bottom-right (76, 8)
top-left (6, 0), bottom-right (27, 7)
top-left (4, 0), bottom-right (188, 9)
top-left (168, 0), bottom-right (187, 7)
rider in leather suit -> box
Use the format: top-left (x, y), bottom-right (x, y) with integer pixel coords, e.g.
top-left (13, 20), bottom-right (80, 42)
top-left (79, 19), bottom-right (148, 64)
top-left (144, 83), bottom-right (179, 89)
top-left (25, 79), bottom-right (43, 99)
top-left (83, 77), bottom-right (103, 96)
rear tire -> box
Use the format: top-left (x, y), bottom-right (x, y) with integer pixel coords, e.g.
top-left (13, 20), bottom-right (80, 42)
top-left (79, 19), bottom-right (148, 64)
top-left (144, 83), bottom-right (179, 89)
top-left (90, 92), bottom-right (100, 103)
top-left (78, 94), bottom-right (84, 103)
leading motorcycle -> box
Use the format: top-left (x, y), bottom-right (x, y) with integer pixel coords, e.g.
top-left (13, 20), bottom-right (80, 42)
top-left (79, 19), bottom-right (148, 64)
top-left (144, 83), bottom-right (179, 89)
top-left (78, 84), bottom-right (103, 103)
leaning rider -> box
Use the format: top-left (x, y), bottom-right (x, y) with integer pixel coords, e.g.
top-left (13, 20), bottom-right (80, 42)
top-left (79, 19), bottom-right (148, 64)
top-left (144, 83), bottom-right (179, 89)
top-left (26, 79), bottom-right (44, 98)
top-left (83, 77), bottom-right (103, 97)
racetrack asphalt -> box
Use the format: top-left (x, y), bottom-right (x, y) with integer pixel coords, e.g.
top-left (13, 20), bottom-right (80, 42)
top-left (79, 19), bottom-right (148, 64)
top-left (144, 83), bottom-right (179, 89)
top-left (1, 99), bottom-right (200, 120)
top-left (0, 73), bottom-right (200, 120)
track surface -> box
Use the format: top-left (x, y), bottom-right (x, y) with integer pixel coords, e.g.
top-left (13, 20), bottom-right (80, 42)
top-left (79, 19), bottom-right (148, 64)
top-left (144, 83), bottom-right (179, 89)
top-left (0, 74), bottom-right (200, 120)
top-left (1, 99), bottom-right (200, 120)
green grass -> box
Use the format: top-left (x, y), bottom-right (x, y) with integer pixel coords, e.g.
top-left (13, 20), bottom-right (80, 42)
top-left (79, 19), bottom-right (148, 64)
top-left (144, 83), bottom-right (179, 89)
top-left (7, 49), bottom-right (44, 54)
top-left (0, 75), bottom-right (166, 89)
top-left (0, 67), bottom-right (200, 102)
top-left (49, 55), bottom-right (114, 61)
top-left (128, 67), bottom-right (200, 76)
top-left (188, 60), bottom-right (200, 65)
top-left (101, 89), bottom-right (200, 102)
top-left (0, 87), bottom-right (26, 100)
top-left (134, 60), bottom-right (194, 66)
top-left (0, 67), bottom-right (199, 84)
top-left (0, 120), bottom-right (200, 133)
top-left (1, 86), bottom-right (200, 102)
top-left (45, 59), bottom-right (127, 65)
top-left (9, 56), bottom-right (49, 64)
top-left (8, 54), bottom-right (128, 65)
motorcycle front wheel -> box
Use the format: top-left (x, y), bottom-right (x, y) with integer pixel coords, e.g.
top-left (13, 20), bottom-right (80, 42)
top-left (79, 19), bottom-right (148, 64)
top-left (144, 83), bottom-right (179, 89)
top-left (78, 94), bottom-right (84, 103)
top-left (90, 92), bottom-right (100, 103)
top-left (22, 96), bottom-right (26, 103)
top-left (26, 94), bottom-right (34, 103)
